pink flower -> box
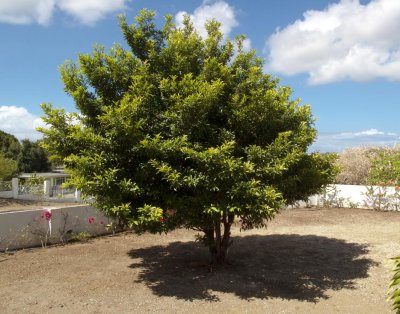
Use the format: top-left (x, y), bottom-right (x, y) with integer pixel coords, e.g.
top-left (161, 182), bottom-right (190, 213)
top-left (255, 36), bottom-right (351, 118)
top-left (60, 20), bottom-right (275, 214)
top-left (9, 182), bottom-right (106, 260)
top-left (87, 217), bottom-right (95, 224)
top-left (100, 221), bottom-right (105, 225)
top-left (41, 210), bottom-right (52, 221)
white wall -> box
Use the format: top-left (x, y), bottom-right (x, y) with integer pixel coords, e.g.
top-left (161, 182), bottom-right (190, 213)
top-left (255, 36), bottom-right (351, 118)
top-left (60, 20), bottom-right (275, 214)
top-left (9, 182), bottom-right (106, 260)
top-left (296, 184), bottom-right (400, 211)
top-left (0, 191), bottom-right (13, 198)
top-left (0, 205), bottom-right (112, 251)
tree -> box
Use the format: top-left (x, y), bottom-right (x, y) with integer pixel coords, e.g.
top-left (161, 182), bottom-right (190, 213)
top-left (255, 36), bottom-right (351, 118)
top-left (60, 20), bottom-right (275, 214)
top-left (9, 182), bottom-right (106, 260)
top-left (39, 10), bottom-right (337, 264)
top-left (0, 130), bottom-right (20, 160)
top-left (0, 153), bottom-right (18, 181)
top-left (335, 147), bottom-right (371, 185)
top-left (18, 139), bottom-right (51, 173)
top-left (367, 149), bottom-right (400, 186)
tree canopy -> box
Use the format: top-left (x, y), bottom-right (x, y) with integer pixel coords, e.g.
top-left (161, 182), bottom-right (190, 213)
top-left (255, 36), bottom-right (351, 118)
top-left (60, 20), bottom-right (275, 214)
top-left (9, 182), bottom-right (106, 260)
top-left (0, 153), bottom-right (18, 181)
top-left (0, 130), bottom-right (20, 160)
top-left (0, 130), bottom-right (51, 176)
top-left (40, 10), bottom-right (337, 263)
top-left (18, 139), bottom-right (51, 173)
top-left (367, 149), bottom-right (400, 186)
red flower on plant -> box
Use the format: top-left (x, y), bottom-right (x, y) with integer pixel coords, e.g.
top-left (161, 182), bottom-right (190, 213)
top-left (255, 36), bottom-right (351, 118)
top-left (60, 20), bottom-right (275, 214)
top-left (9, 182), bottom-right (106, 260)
top-left (159, 217), bottom-right (165, 223)
top-left (87, 217), bottom-right (95, 224)
top-left (41, 210), bottom-right (52, 221)
top-left (100, 221), bottom-right (105, 225)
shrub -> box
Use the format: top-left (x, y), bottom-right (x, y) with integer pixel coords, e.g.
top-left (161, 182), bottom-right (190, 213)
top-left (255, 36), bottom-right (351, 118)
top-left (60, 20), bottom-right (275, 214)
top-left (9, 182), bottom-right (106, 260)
top-left (335, 147), bottom-right (372, 185)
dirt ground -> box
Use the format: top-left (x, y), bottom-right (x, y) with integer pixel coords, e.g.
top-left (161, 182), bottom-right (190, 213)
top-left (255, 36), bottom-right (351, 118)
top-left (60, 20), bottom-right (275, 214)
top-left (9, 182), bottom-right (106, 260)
top-left (0, 198), bottom-right (80, 213)
top-left (0, 206), bottom-right (399, 314)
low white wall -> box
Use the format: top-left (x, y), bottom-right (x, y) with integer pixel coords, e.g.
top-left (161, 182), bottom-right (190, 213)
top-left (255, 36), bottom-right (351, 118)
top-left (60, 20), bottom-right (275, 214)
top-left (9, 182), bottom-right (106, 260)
top-left (15, 194), bottom-right (81, 203)
top-left (0, 205), bottom-right (112, 251)
top-left (0, 191), bottom-right (13, 198)
top-left (294, 184), bottom-right (400, 211)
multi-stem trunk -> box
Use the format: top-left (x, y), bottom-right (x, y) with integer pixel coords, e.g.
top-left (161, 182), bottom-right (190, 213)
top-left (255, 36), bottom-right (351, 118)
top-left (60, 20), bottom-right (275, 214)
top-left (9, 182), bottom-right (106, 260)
top-left (207, 213), bottom-right (234, 264)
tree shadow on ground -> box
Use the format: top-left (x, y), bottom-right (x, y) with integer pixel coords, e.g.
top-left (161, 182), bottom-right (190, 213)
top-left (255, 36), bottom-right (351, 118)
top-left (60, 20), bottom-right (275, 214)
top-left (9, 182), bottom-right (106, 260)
top-left (127, 234), bottom-right (377, 302)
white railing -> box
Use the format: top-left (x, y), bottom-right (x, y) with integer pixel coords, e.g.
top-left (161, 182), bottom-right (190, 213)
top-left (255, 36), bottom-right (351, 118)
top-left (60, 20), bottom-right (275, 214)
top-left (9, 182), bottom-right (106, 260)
top-left (9, 178), bottom-right (81, 202)
top-left (50, 185), bottom-right (76, 198)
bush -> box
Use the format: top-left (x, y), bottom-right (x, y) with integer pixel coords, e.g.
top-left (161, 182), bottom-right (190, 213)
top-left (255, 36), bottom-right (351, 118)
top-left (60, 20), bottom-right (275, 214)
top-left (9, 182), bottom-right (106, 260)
top-left (335, 147), bottom-right (372, 185)
top-left (335, 145), bottom-right (400, 185)
top-left (368, 149), bottom-right (400, 186)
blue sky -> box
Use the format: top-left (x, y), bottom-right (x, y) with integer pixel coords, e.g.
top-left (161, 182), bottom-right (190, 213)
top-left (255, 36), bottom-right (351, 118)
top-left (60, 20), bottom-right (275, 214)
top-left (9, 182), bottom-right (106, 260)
top-left (0, 0), bottom-right (399, 152)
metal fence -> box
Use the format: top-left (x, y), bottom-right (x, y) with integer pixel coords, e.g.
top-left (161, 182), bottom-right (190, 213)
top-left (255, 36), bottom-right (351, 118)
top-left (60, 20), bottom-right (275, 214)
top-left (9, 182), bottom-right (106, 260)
top-left (18, 184), bottom-right (43, 196)
top-left (51, 185), bottom-right (76, 199)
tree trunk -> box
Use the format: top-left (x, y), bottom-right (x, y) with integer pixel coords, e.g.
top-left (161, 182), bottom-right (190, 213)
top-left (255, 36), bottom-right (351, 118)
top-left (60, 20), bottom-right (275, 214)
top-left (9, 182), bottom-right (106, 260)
top-left (208, 214), bottom-right (234, 265)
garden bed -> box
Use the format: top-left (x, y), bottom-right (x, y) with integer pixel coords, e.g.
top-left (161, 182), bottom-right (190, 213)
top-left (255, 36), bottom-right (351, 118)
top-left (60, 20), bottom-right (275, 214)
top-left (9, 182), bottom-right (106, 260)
top-left (0, 207), bottom-right (399, 313)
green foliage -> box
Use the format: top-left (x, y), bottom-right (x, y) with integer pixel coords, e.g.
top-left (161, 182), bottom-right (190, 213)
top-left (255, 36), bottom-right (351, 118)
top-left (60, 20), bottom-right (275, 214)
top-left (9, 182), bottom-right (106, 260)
top-left (0, 180), bottom-right (12, 191)
top-left (0, 130), bottom-right (51, 175)
top-left (18, 139), bottom-right (51, 173)
top-left (368, 150), bottom-right (400, 186)
top-left (69, 231), bottom-right (91, 242)
top-left (0, 130), bottom-right (20, 160)
top-left (19, 174), bottom-right (45, 197)
top-left (0, 153), bottom-right (18, 180)
top-left (25, 173), bottom-right (45, 186)
top-left (39, 10), bottom-right (337, 263)
top-left (389, 256), bottom-right (400, 313)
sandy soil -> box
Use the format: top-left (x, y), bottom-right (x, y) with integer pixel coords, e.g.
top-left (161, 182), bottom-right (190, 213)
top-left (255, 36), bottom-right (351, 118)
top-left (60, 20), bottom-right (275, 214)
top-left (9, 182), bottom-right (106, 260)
top-left (0, 198), bottom-right (80, 213)
top-left (0, 207), bottom-right (399, 313)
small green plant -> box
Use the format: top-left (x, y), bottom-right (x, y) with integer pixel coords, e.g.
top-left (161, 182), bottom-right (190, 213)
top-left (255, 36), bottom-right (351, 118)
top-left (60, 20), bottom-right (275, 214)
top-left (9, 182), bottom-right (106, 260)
top-left (363, 186), bottom-right (388, 210)
top-left (69, 231), bottom-right (91, 242)
top-left (362, 185), bottom-right (400, 211)
top-left (388, 256), bottom-right (400, 313)
top-left (318, 185), bottom-right (347, 208)
top-left (347, 201), bottom-right (360, 209)
top-left (57, 210), bottom-right (81, 244)
top-left (27, 209), bottom-right (52, 248)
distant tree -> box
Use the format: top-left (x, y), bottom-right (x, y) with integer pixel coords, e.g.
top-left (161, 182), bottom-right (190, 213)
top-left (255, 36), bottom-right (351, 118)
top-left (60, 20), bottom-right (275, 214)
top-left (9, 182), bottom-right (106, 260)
top-left (0, 153), bottom-right (18, 181)
top-left (40, 10), bottom-right (337, 264)
top-left (335, 147), bottom-right (373, 185)
top-left (367, 150), bottom-right (400, 186)
top-left (18, 139), bottom-right (51, 173)
top-left (334, 145), bottom-right (400, 186)
top-left (0, 130), bottom-right (21, 160)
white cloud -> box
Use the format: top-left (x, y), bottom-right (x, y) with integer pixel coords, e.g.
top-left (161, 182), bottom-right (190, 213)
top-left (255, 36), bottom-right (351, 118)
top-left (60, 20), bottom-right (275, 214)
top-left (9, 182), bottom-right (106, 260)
top-left (0, 0), bottom-right (129, 26)
top-left (57, 0), bottom-right (128, 26)
top-left (175, 1), bottom-right (238, 38)
top-left (0, 0), bottom-right (55, 26)
top-left (335, 128), bottom-right (384, 139)
top-left (311, 129), bottom-right (399, 152)
top-left (0, 106), bottom-right (45, 140)
top-left (241, 38), bottom-right (252, 52)
top-left (265, 0), bottom-right (400, 84)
